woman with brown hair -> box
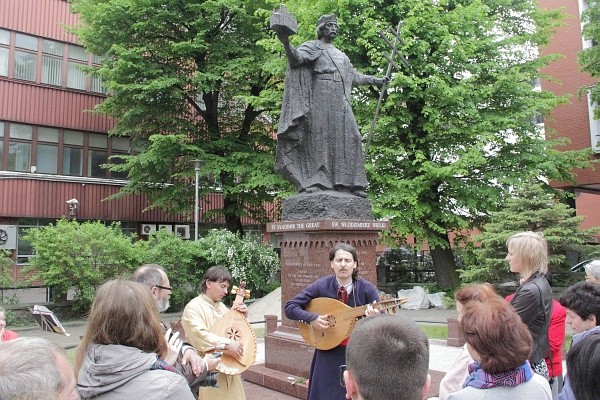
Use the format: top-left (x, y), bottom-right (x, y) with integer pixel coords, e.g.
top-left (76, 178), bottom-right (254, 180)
top-left (448, 297), bottom-right (551, 399)
top-left (75, 279), bottom-right (194, 400)
top-left (436, 284), bottom-right (499, 400)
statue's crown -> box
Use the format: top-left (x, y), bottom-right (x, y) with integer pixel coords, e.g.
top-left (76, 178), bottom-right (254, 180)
top-left (317, 14), bottom-right (337, 26)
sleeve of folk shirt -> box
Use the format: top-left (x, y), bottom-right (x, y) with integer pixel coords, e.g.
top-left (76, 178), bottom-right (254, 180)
top-left (181, 297), bottom-right (232, 353)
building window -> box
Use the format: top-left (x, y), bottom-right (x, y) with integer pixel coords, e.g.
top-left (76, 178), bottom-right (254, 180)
top-left (67, 45), bottom-right (87, 90)
top-left (36, 127), bottom-right (59, 174)
top-left (88, 133), bottom-right (108, 178)
top-left (37, 144), bottom-right (59, 174)
top-left (8, 124), bottom-right (32, 172)
top-left (41, 39), bottom-right (63, 86)
top-left (1, 123), bottom-right (132, 178)
top-left (587, 92), bottom-right (600, 153)
top-left (62, 147), bottom-right (83, 176)
top-left (1, 29), bottom-right (105, 93)
top-left (88, 133), bottom-right (106, 177)
top-left (13, 33), bottom-right (37, 82)
top-left (0, 29), bottom-right (8, 77)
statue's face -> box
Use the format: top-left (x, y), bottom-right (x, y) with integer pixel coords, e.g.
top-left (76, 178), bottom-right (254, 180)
top-left (322, 22), bottom-right (338, 41)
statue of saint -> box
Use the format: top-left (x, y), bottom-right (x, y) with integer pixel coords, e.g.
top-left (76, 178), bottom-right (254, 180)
top-left (274, 14), bottom-right (386, 198)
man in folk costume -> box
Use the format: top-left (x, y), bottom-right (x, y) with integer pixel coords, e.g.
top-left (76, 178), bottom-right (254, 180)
top-left (182, 266), bottom-right (248, 400)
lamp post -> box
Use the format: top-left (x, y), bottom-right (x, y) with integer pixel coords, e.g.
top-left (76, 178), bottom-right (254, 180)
top-left (66, 198), bottom-right (78, 220)
top-left (192, 159), bottom-right (202, 241)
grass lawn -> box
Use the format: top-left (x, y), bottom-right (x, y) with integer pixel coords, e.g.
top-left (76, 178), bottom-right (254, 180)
top-left (419, 324), bottom-right (448, 340)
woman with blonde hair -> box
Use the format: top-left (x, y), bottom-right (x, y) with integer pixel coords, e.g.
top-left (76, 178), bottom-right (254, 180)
top-left (75, 279), bottom-right (194, 400)
top-left (505, 231), bottom-right (553, 378)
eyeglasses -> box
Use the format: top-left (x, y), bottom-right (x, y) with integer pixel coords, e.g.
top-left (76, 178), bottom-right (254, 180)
top-left (339, 364), bottom-right (347, 387)
top-left (155, 285), bottom-right (173, 292)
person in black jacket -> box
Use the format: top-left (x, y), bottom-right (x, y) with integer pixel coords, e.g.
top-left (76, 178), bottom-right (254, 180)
top-left (505, 231), bottom-right (553, 379)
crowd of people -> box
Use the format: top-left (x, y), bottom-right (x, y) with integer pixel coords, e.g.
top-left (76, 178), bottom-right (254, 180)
top-left (0, 232), bottom-right (598, 400)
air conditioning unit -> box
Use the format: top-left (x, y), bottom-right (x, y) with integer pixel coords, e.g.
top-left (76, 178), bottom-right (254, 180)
top-left (158, 224), bottom-right (173, 233)
top-left (0, 225), bottom-right (17, 250)
top-left (175, 225), bottom-right (191, 239)
top-left (140, 224), bottom-right (157, 236)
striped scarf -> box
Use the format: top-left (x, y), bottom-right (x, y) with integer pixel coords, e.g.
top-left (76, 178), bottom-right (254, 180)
top-left (463, 361), bottom-right (533, 389)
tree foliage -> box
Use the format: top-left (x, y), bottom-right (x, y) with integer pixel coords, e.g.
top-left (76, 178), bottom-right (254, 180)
top-left (24, 220), bottom-right (142, 311)
top-left (280, 0), bottom-right (591, 289)
top-left (580, 0), bottom-right (600, 116)
top-left (462, 183), bottom-right (599, 284)
top-left (70, 0), bottom-right (293, 235)
top-left (69, 0), bottom-right (594, 290)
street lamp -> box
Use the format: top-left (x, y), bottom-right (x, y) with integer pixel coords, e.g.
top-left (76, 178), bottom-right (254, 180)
top-left (192, 159), bottom-right (202, 241)
top-left (66, 198), bottom-right (78, 220)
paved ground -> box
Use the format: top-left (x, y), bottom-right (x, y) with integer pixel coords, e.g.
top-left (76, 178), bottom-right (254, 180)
top-left (12, 288), bottom-right (462, 399)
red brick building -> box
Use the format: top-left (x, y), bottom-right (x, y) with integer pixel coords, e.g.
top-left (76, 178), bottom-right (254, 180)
top-left (539, 0), bottom-right (600, 233)
top-left (0, 0), bottom-right (265, 299)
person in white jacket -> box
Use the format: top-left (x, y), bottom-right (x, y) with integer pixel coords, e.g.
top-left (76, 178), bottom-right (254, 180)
top-left (75, 279), bottom-right (194, 400)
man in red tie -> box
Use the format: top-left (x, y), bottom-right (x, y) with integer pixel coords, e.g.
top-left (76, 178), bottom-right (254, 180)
top-left (285, 243), bottom-right (380, 400)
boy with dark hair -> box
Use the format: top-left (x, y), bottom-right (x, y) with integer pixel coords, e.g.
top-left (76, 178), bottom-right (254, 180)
top-left (343, 314), bottom-right (431, 400)
top-left (557, 281), bottom-right (600, 400)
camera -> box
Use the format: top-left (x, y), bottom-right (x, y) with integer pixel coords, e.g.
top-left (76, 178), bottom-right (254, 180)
top-left (198, 372), bottom-right (219, 387)
top-left (198, 351), bottom-right (221, 388)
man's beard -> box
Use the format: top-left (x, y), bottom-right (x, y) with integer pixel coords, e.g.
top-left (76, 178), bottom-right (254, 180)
top-left (157, 298), bottom-right (170, 313)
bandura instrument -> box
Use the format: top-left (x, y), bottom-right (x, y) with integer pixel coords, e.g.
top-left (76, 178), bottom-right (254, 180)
top-left (297, 296), bottom-right (408, 350)
top-left (209, 281), bottom-right (257, 375)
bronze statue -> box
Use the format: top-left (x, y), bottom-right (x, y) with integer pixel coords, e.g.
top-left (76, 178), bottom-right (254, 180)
top-left (273, 14), bottom-right (386, 198)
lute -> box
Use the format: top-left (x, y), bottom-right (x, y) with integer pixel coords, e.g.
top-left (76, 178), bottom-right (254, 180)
top-left (297, 296), bottom-right (407, 350)
top-left (209, 281), bottom-right (257, 375)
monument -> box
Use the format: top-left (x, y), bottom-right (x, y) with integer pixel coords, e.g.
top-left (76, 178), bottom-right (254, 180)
top-left (242, 7), bottom-right (389, 398)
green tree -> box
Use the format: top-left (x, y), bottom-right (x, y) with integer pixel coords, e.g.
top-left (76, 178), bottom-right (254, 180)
top-left (462, 183), bottom-right (599, 284)
top-left (24, 220), bottom-right (142, 311)
top-left (290, 0), bottom-right (591, 289)
top-left (579, 0), bottom-right (600, 114)
top-left (70, 0), bottom-right (292, 235)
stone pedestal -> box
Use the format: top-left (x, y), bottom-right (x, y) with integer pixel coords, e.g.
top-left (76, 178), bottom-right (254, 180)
top-left (242, 219), bottom-right (387, 398)
top-left (446, 317), bottom-right (465, 347)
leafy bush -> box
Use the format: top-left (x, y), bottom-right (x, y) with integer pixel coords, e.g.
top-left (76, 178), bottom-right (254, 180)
top-left (24, 222), bottom-right (280, 313)
top-left (138, 228), bottom-right (280, 309)
top-left (195, 229), bottom-right (280, 298)
top-left (24, 220), bottom-right (143, 311)
top-left (0, 249), bottom-right (16, 291)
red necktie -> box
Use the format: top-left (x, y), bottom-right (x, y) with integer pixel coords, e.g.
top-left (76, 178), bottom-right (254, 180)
top-left (337, 285), bottom-right (348, 304)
